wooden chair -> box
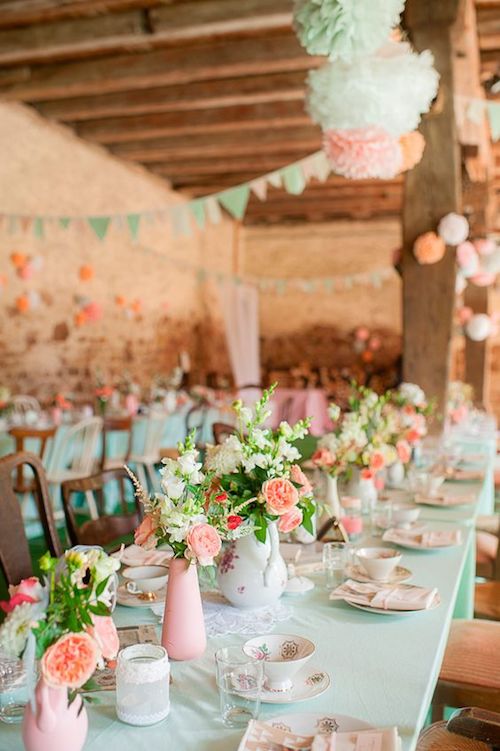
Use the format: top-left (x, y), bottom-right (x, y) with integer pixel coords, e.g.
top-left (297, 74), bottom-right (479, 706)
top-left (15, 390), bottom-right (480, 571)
top-left (431, 620), bottom-right (500, 720)
top-left (101, 414), bottom-right (133, 471)
top-left (475, 521), bottom-right (500, 621)
top-left (418, 708), bottom-right (500, 750)
top-left (8, 425), bottom-right (57, 497)
top-left (128, 414), bottom-right (168, 492)
top-left (212, 422), bottom-right (237, 445)
top-left (185, 404), bottom-right (208, 449)
top-left (0, 452), bottom-right (62, 586)
top-left (62, 468), bottom-right (142, 548)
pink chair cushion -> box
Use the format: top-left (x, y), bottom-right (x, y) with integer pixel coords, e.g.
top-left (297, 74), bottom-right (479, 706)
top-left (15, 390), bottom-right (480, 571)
top-left (476, 531), bottom-right (498, 564)
top-left (440, 620), bottom-right (500, 689)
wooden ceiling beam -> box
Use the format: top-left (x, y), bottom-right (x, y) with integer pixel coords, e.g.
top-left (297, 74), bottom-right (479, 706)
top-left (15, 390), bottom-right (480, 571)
top-left (0, 34), bottom-right (317, 102)
top-left (479, 32), bottom-right (500, 49)
top-left (0, 0), bottom-right (160, 28)
top-left (35, 71), bottom-right (307, 122)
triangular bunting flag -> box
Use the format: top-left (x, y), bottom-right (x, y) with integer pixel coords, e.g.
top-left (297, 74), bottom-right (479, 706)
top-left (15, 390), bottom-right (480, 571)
top-left (487, 101), bottom-right (500, 141)
top-left (300, 157), bottom-right (318, 181)
top-left (33, 217), bottom-right (44, 239)
top-left (20, 216), bottom-right (32, 232)
top-left (196, 268), bottom-right (207, 282)
top-left (218, 185), bottom-right (250, 220)
top-left (310, 151), bottom-right (331, 182)
top-left (267, 171), bottom-right (282, 189)
top-left (8, 216), bottom-right (18, 234)
top-left (126, 213), bottom-right (141, 241)
top-left (88, 216), bottom-right (110, 240)
top-left (170, 205), bottom-right (192, 237)
top-left (189, 199), bottom-right (206, 230)
top-left (205, 196), bottom-right (222, 224)
top-left (59, 217), bottom-right (71, 229)
top-left (282, 164), bottom-right (306, 195)
top-left (250, 177), bottom-right (268, 201)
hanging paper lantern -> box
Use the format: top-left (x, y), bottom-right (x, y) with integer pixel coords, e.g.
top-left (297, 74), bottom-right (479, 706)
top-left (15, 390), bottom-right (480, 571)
top-left (16, 294), bottom-right (30, 313)
top-left (115, 295), bottom-right (126, 307)
top-left (74, 311), bottom-right (87, 327)
top-left (293, 0), bottom-right (404, 61)
top-left (470, 272), bottom-right (496, 287)
top-left (437, 213), bottom-right (469, 246)
top-left (10, 252), bottom-right (27, 268)
top-left (473, 238), bottom-right (496, 256)
top-left (83, 301), bottom-right (102, 322)
top-left (413, 232), bottom-right (446, 265)
top-left (323, 126), bottom-right (402, 179)
top-left (306, 41), bottom-right (439, 136)
top-left (465, 313), bottom-right (493, 342)
top-left (455, 273), bottom-right (467, 295)
top-left (18, 262), bottom-right (34, 280)
top-left (79, 264), bottom-right (94, 282)
top-left (399, 131), bottom-right (426, 171)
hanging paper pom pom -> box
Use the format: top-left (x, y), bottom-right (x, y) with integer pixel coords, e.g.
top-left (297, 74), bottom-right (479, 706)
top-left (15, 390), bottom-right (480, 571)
top-left (470, 272), bottom-right (496, 287)
top-left (369, 336), bottom-right (381, 351)
top-left (399, 131), bottom-right (426, 171)
top-left (465, 313), bottom-right (493, 342)
top-left (456, 241), bottom-right (479, 276)
top-left (437, 213), bottom-right (469, 246)
top-left (413, 232), bottom-right (446, 265)
top-left (473, 238), bottom-right (496, 256)
top-left (74, 311), bottom-right (87, 327)
top-left (18, 262), bottom-right (34, 280)
top-left (458, 306), bottom-right (473, 325)
top-left (83, 301), bottom-right (102, 322)
top-left (455, 273), bottom-right (467, 295)
top-left (481, 248), bottom-right (500, 276)
top-left (31, 255), bottom-right (44, 272)
top-left (130, 299), bottom-right (143, 315)
top-left (307, 41), bottom-right (439, 136)
top-left (115, 295), bottom-right (126, 307)
top-left (16, 294), bottom-right (30, 313)
top-left (323, 126), bottom-right (402, 179)
top-left (79, 264), bottom-right (94, 282)
top-left (293, 0), bottom-right (404, 62)
top-left (27, 290), bottom-right (41, 309)
top-left (355, 326), bottom-right (370, 342)
top-left (10, 252), bottom-right (27, 268)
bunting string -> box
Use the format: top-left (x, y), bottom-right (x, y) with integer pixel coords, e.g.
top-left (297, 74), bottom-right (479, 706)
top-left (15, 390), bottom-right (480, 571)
top-left (455, 95), bottom-right (500, 141)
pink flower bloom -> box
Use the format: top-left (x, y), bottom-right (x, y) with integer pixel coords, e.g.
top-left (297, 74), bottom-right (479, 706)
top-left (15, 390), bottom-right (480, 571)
top-left (1, 577), bottom-right (44, 613)
top-left (473, 238), bottom-right (496, 256)
top-left (41, 632), bottom-right (99, 689)
top-left (290, 464), bottom-right (312, 496)
top-left (186, 524), bottom-right (222, 566)
top-left (312, 447), bottom-right (335, 469)
top-left (278, 507), bottom-right (303, 534)
top-left (87, 615), bottom-right (119, 661)
top-left (214, 492), bottom-right (228, 505)
top-left (134, 515), bottom-right (158, 550)
top-left (374, 476), bottom-right (385, 492)
top-left (361, 469), bottom-right (374, 480)
top-left (323, 126), bottom-right (402, 180)
top-left (262, 478), bottom-right (299, 516)
top-left (369, 452), bottom-right (385, 471)
top-left (405, 429), bottom-right (421, 445)
top-left (227, 515), bottom-right (243, 531)
top-left (396, 440), bottom-right (412, 464)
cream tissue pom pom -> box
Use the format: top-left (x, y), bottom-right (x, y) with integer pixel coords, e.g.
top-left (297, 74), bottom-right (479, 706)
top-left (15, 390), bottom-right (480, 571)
top-left (306, 41), bottom-right (440, 136)
top-left (294, 0), bottom-right (404, 62)
top-left (437, 213), bottom-right (469, 246)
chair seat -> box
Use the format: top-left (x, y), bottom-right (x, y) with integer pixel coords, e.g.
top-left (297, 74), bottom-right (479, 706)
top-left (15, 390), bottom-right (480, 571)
top-left (439, 620), bottom-right (500, 689)
top-left (129, 454), bottom-right (159, 464)
top-left (476, 515), bottom-right (499, 535)
top-left (475, 582), bottom-right (500, 621)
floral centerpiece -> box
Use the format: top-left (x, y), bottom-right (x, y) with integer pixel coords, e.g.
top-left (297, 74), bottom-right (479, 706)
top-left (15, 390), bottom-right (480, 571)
top-left (390, 382), bottom-right (434, 443)
top-left (94, 370), bottom-right (115, 417)
top-left (447, 381), bottom-right (473, 425)
top-left (116, 371), bottom-right (141, 415)
top-left (0, 549), bottom-right (119, 751)
top-left (0, 385), bottom-right (12, 425)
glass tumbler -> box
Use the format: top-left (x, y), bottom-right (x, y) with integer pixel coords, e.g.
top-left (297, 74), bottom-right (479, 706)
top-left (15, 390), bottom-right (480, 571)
top-left (116, 644), bottom-right (170, 726)
top-left (0, 656), bottom-right (30, 724)
top-left (215, 646), bottom-right (263, 728)
top-left (370, 499), bottom-right (392, 537)
top-left (322, 542), bottom-right (350, 589)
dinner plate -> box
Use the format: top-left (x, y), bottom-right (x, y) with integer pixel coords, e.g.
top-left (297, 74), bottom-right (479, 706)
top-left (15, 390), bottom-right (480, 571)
top-left (266, 711), bottom-right (372, 736)
top-left (414, 494), bottom-right (474, 508)
top-left (346, 592), bottom-right (441, 616)
top-left (239, 665), bottom-right (330, 704)
top-left (345, 563), bottom-right (412, 584)
top-left (116, 582), bottom-right (167, 608)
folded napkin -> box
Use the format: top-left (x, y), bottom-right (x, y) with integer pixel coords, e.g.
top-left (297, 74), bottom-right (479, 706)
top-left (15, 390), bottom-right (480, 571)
top-left (330, 579), bottom-right (438, 611)
top-left (446, 467), bottom-right (484, 481)
top-left (238, 720), bottom-right (401, 751)
top-left (415, 493), bottom-right (474, 507)
top-left (383, 528), bottom-right (462, 548)
top-left (112, 544), bottom-right (172, 567)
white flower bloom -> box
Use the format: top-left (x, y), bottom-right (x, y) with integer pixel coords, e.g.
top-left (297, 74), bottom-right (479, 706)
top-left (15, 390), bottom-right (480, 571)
top-left (278, 422), bottom-right (293, 439)
top-left (251, 429), bottom-right (271, 450)
top-left (161, 474), bottom-right (185, 500)
top-left (328, 404), bottom-right (341, 422)
top-left (0, 603), bottom-right (35, 657)
top-left (177, 451), bottom-right (203, 482)
top-left (399, 382), bottom-right (426, 406)
top-left (205, 435), bottom-right (244, 475)
top-left (239, 407), bottom-right (253, 424)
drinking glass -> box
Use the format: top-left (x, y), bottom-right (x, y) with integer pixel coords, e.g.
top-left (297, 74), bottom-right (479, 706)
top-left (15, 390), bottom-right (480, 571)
top-left (215, 646), bottom-right (263, 728)
top-left (322, 542), bottom-right (350, 589)
top-left (0, 656), bottom-right (30, 724)
top-left (370, 499), bottom-right (392, 537)
top-left (116, 644), bottom-right (170, 726)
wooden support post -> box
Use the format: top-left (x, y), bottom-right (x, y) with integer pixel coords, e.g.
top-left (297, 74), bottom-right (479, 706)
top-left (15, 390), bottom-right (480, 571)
top-left (402, 0), bottom-right (462, 420)
top-left (464, 284), bottom-right (491, 407)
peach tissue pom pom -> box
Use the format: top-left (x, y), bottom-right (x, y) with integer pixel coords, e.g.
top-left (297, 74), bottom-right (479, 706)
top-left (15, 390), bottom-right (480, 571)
top-left (323, 126), bottom-right (402, 180)
top-left (413, 232), bottom-right (446, 265)
top-left (399, 131), bottom-right (425, 171)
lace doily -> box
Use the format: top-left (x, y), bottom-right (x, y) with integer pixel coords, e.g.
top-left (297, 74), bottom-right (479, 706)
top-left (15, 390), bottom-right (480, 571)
top-left (151, 592), bottom-right (292, 638)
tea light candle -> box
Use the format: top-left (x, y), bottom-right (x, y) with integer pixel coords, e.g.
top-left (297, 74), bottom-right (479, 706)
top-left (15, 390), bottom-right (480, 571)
top-left (340, 496), bottom-right (363, 541)
top-left (116, 644), bottom-right (170, 726)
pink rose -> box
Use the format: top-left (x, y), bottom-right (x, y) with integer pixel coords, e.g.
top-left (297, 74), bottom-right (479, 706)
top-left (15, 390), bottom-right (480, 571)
top-left (405, 429), bottom-right (420, 445)
top-left (1, 577), bottom-right (44, 613)
top-left (278, 507), bottom-right (303, 533)
top-left (41, 632), bottom-right (99, 689)
top-left (134, 515), bottom-right (158, 550)
top-left (87, 615), bottom-right (119, 661)
top-left (361, 468), bottom-right (374, 480)
top-left (369, 452), bottom-right (385, 471)
top-left (396, 440), bottom-right (412, 464)
top-left (312, 447), bottom-right (335, 469)
top-left (290, 464), bottom-right (312, 496)
top-left (262, 478), bottom-right (299, 516)
top-left (374, 476), bottom-right (385, 491)
top-left (186, 523), bottom-right (222, 566)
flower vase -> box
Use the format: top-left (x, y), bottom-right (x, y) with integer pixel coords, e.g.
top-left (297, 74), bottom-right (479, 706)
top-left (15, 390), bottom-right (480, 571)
top-left (346, 468), bottom-right (378, 515)
top-left (162, 558), bottom-right (206, 661)
top-left (22, 678), bottom-right (88, 751)
top-left (386, 460), bottom-right (405, 489)
top-left (217, 521), bottom-right (287, 609)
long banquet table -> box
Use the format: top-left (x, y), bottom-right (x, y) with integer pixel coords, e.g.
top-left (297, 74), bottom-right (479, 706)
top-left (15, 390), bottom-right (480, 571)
top-left (2, 472), bottom-right (486, 751)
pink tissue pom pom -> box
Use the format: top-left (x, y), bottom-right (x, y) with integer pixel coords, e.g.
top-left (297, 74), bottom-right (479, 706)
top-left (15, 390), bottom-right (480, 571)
top-left (456, 241), bottom-right (479, 273)
top-left (473, 238), bottom-right (496, 256)
top-left (83, 301), bottom-right (103, 322)
top-left (323, 126), bottom-right (403, 180)
top-left (458, 306), bottom-right (473, 325)
top-left (470, 272), bottom-right (496, 287)
top-left (18, 263), bottom-right (34, 280)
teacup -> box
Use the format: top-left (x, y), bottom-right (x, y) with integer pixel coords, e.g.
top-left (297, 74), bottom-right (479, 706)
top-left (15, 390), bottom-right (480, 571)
top-left (122, 565), bottom-right (168, 594)
top-left (355, 547), bottom-right (401, 581)
top-left (243, 634), bottom-right (315, 692)
top-left (391, 502), bottom-right (421, 529)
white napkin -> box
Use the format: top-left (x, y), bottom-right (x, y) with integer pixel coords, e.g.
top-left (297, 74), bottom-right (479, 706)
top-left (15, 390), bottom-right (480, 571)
top-left (330, 579), bottom-right (438, 611)
top-left (383, 528), bottom-right (462, 548)
top-left (415, 493), bottom-right (474, 507)
top-left (312, 727), bottom-right (400, 751)
top-left (112, 544), bottom-right (172, 567)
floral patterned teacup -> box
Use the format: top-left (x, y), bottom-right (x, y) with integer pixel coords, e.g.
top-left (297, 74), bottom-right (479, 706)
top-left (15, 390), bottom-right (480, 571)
top-left (242, 634), bottom-right (315, 692)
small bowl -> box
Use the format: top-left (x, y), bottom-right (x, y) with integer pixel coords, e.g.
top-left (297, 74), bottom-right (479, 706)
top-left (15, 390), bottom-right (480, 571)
top-left (391, 503), bottom-right (421, 529)
top-left (355, 547), bottom-right (402, 581)
top-left (243, 634), bottom-right (315, 692)
top-left (122, 565), bottom-right (168, 594)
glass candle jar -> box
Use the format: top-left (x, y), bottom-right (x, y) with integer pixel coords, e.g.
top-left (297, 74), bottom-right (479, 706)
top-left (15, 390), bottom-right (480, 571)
top-left (116, 644), bottom-right (170, 726)
top-left (340, 496), bottom-right (363, 542)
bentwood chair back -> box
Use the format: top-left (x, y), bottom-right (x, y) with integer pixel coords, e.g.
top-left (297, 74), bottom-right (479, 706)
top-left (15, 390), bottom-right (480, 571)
top-left (212, 422), bottom-right (237, 445)
top-left (185, 404), bottom-right (208, 448)
top-left (8, 425), bottom-right (57, 498)
top-left (101, 414), bottom-right (133, 471)
top-left (62, 468), bottom-right (141, 548)
top-left (0, 452), bottom-right (62, 585)
top-left (45, 417), bottom-right (103, 480)
top-left (129, 415), bottom-right (168, 492)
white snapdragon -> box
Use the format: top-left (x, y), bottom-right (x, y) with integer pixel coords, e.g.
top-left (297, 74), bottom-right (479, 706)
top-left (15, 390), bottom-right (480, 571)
top-left (161, 473), bottom-right (185, 500)
top-left (277, 437), bottom-right (300, 463)
top-left (251, 428), bottom-right (272, 450)
top-left (278, 421), bottom-right (293, 439)
top-left (399, 382), bottom-right (425, 407)
top-left (177, 450), bottom-right (204, 484)
top-left (328, 404), bottom-right (341, 422)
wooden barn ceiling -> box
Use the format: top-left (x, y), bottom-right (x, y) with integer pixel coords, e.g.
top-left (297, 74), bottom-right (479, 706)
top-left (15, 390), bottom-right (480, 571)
top-left (0, 0), bottom-right (498, 225)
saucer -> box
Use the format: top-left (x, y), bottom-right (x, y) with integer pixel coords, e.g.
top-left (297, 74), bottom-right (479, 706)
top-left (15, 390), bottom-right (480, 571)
top-left (238, 664), bottom-right (330, 704)
top-left (347, 592), bottom-right (441, 616)
top-left (116, 582), bottom-right (167, 608)
top-left (345, 563), bottom-right (412, 584)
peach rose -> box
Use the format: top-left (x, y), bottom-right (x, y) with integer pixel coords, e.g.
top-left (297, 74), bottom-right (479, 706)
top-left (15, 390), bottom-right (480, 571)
top-left (361, 468), bottom-right (374, 480)
top-left (87, 615), bottom-right (119, 661)
top-left (312, 447), bottom-right (335, 469)
top-left (41, 632), bottom-right (99, 689)
top-left (290, 464), bottom-right (312, 496)
top-left (405, 429), bottom-right (421, 444)
top-left (396, 440), bottom-right (412, 464)
top-left (186, 524), bottom-right (222, 566)
top-left (278, 507), bottom-right (303, 533)
top-left (262, 478), bottom-right (299, 516)
top-left (369, 452), bottom-right (385, 471)
top-left (134, 515), bottom-right (158, 550)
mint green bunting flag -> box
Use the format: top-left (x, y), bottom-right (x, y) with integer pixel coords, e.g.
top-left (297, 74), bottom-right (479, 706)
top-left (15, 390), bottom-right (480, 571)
top-left (276, 280), bottom-right (286, 295)
top-left (196, 268), bottom-right (207, 282)
top-left (323, 279), bottom-right (334, 293)
top-left (487, 101), bottom-right (500, 141)
top-left (33, 218), bottom-right (44, 239)
top-left (126, 214), bottom-right (141, 241)
top-left (218, 185), bottom-right (250, 220)
top-left (59, 217), bottom-right (71, 229)
top-left (88, 216), bottom-right (110, 240)
top-left (282, 164), bottom-right (306, 195)
top-left (189, 200), bottom-right (206, 230)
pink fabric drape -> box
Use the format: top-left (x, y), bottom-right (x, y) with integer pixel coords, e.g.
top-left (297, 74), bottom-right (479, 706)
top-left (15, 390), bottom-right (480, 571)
top-left (269, 388), bottom-right (332, 436)
top-left (219, 282), bottom-right (260, 389)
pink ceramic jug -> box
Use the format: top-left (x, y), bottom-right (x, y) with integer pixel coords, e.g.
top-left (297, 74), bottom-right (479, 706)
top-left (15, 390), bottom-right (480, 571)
top-left (161, 558), bottom-right (206, 661)
top-left (22, 678), bottom-right (88, 751)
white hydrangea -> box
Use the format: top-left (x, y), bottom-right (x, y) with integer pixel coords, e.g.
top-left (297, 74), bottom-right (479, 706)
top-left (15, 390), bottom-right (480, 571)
top-left (0, 603), bottom-right (35, 657)
top-left (399, 382), bottom-right (426, 406)
top-left (205, 435), bottom-right (244, 475)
